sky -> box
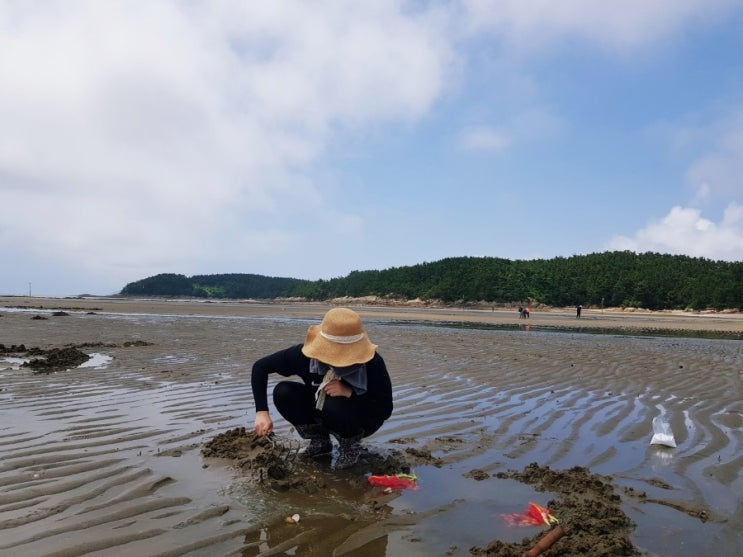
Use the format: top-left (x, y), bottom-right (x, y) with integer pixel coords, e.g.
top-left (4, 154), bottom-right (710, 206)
top-left (1, 1), bottom-right (743, 297)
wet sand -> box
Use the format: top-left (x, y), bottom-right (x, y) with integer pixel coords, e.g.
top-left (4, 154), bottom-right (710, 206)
top-left (1, 296), bottom-right (742, 556)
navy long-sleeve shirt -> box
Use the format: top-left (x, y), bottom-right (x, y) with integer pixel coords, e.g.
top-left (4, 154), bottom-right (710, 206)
top-left (251, 344), bottom-right (393, 424)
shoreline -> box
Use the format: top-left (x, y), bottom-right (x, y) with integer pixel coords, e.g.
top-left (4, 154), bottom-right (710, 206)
top-left (2, 295), bottom-right (742, 339)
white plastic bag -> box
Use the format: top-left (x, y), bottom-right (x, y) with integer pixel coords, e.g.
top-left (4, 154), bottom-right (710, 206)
top-left (650, 415), bottom-right (676, 448)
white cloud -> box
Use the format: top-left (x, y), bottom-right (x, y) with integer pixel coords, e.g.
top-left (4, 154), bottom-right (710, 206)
top-left (458, 107), bottom-right (563, 153)
top-left (462, 0), bottom-right (737, 52)
top-left (692, 183), bottom-right (712, 204)
top-left (610, 104), bottom-right (743, 263)
top-left (458, 125), bottom-right (510, 152)
top-left (0, 1), bottom-right (454, 290)
top-left (607, 204), bottom-right (743, 261)
top-left (2, 1), bottom-right (741, 296)
top-left (684, 110), bottom-right (743, 201)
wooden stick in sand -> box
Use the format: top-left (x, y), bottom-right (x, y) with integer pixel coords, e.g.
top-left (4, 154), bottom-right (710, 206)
top-left (522, 524), bottom-right (567, 557)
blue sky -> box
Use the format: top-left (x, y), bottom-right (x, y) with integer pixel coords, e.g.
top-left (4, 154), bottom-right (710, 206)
top-left (1, 1), bottom-right (742, 297)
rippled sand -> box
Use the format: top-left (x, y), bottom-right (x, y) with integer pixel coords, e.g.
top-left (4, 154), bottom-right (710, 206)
top-left (1, 297), bottom-right (742, 556)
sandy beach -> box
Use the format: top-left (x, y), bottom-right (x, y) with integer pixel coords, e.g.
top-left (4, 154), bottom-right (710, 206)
top-left (1, 296), bottom-right (742, 556)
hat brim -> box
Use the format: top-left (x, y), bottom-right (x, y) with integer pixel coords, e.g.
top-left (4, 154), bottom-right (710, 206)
top-left (301, 324), bottom-right (377, 367)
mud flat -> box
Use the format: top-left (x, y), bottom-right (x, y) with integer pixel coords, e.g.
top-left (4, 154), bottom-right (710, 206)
top-left (0, 296), bottom-right (742, 556)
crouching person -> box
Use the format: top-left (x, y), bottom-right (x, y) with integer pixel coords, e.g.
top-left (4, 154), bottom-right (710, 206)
top-left (251, 308), bottom-right (393, 469)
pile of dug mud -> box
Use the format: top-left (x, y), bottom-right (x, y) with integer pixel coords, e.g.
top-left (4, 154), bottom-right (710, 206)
top-left (470, 463), bottom-right (646, 556)
top-left (201, 427), bottom-right (413, 493)
top-left (2, 341), bottom-right (153, 373)
top-left (203, 428), bottom-right (646, 556)
top-left (1, 344), bottom-right (90, 373)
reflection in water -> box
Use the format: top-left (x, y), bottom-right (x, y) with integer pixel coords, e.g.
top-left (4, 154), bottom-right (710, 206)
top-left (241, 513), bottom-right (389, 556)
top-left (649, 446), bottom-right (675, 469)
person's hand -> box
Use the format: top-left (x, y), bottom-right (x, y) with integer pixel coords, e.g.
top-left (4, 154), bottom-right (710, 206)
top-left (323, 378), bottom-right (352, 398)
top-left (254, 411), bottom-right (273, 437)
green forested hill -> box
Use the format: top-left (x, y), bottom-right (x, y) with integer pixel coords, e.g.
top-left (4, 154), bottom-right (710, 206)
top-left (120, 273), bottom-right (309, 300)
top-left (119, 251), bottom-right (743, 311)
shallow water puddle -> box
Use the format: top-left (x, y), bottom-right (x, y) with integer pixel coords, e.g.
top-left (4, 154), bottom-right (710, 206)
top-left (386, 470), bottom-right (553, 551)
top-left (628, 499), bottom-right (721, 557)
top-left (0, 356), bottom-right (29, 370)
top-left (228, 462), bottom-right (555, 556)
top-left (78, 352), bottom-right (113, 369)
top-left (0, 352), bottom-right (112, 372)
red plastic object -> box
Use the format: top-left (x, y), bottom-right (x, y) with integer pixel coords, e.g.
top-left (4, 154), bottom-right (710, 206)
top-left (367, 473), bottom-right (418, 491)
top-left (501, 502), bottom-right (558, 527)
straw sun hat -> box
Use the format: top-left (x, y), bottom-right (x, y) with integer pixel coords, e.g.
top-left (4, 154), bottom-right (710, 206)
top-left (301, 308), bottom-right (377, 367)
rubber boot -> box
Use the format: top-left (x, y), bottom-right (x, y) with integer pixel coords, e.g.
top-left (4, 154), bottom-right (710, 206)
top-left (295, 424), bottom-right (332, 458)
top-left (334, 432), bottom-right (364, 469)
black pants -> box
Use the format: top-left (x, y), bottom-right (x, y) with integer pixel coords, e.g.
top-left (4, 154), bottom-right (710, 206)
top-left (272, 381), bottom-right (381, 439)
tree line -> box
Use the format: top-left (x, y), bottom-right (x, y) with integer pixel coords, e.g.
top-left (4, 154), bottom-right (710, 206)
top-left (119, 251), bottom-right (743, 311)
top-left (120, 272), bottom-right (309, 300)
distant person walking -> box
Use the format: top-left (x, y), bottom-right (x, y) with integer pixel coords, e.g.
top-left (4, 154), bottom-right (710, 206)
top-left (576, 305), bottom-right (582, 318)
